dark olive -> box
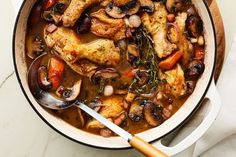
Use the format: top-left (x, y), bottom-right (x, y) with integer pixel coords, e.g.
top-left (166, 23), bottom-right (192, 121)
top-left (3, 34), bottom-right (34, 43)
top-left (29, 2), bottom-right (42, 27)
top-left (185, 60), bottom-right (205, 79)
top-left (186, 15), bottom-right (203, 37)
top-left (77, 14), bottom-right (91, 34)
top-left (186, 80), bottom-right (196, 94)
top-left (38, 66), bottom-right (52, 90)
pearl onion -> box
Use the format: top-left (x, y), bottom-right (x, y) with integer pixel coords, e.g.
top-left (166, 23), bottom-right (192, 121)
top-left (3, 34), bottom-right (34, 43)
top-left (128, 15), bottom-right (141, 28)
top-left (104, 85), bottom-right (114, 96)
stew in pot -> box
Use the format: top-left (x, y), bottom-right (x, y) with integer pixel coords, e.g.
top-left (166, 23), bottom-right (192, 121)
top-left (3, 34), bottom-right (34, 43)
top-left (26, 0), bottom-right (205, 137)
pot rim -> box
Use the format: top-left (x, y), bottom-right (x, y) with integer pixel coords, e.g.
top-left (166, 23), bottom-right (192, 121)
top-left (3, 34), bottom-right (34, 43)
top-left (12, 0), bottom-right (217, 150)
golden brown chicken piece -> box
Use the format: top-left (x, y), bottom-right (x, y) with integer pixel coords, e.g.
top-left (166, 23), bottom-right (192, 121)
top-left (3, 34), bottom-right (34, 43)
top-left (176, 12), bottom-right (187, 33)
top-left (90, 9), bottom-right (126, 41)
top-left (86, 96), bottom-right (124, 129)
top-left (159, 64), bottom-right (187, 98)
top-left (61, 0), bottom-right (102, 27)
top-left (141, 2), bottom-right (176, 58)
top-left (44, 26), bottom-right (121, 77)
top-left (176, 12), bottom-right (190, 65)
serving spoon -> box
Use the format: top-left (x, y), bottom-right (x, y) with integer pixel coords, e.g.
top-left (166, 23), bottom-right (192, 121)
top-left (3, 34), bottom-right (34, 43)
top-left (28, 54), bottom-right (168, 157)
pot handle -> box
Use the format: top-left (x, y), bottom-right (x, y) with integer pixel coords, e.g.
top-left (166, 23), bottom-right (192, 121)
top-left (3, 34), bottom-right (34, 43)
top-left (153, 80), bottom-right (222, 156)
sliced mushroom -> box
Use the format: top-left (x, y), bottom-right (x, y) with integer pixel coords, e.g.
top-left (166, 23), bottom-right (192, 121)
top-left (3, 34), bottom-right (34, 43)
top-left (53, 1), bottom-right (70, 14)
top-left (125, 1), bottom-right (140, 15)
top-left (143, 101), bottom-right (163, 126)
top-left (63, 80), bottom-right (82, 102)
top-left (42, 11), bottom-right (61, 24)
top-left (26, 35), bottom-right (45, 59)
top-left (105, 3), bottom-right (126, 19)
top-left (166, 0), bottom-right (183, 13)
top-left (38, 66), bottom-right (52, 90)
top-left (128, 101), bottom-right (144, 122)
top-left (92, 68), bottom-right (120, 84)
top-left (186, 15), bottom-right (203, 37)
top-left (127, 44), bottom-right (140, 64)
top-left (88, 98), bottom-right (103, 112)
top-left (138, 0), bottom-right (154, 13)
top-left (185, 60), bottom-right (205, 79)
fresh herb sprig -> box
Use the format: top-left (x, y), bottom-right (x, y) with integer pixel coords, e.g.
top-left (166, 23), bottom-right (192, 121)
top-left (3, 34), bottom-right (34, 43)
top-left (129, 27), bottom-right (159, 94)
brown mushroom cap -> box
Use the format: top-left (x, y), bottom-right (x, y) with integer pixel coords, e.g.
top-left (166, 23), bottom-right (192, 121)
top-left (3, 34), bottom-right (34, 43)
top-left (92, 68), bottom-right (120, 84)
top-left (105, 3), bottom-right (126, 19)
top-left (128, 101), bottom-right (144, 122)
top-left (143, 101), bottom-right (163, 126)
top-left (64, 80), bottom-right (82, 102)
top-left (38, 65), bottom-right (52, 91)
top-left (138, 0), bottom-right (154, 13)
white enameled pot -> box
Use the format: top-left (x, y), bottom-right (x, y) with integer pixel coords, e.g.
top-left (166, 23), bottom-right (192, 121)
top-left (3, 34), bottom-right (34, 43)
top-left (13, 0), bottom-right (221, 156)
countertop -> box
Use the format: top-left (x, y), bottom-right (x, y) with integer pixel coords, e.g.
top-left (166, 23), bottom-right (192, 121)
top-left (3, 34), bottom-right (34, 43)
top-left (0, 0), bottom-right (236, 156)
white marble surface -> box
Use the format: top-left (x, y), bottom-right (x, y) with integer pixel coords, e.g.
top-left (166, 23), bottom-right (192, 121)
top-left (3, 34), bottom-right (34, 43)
top-left (0, 0), bottom-right (236, 157)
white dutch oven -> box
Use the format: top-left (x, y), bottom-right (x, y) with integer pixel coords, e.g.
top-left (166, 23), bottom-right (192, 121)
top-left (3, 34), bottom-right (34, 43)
top-left (13, 0), bottom-right (221, 156)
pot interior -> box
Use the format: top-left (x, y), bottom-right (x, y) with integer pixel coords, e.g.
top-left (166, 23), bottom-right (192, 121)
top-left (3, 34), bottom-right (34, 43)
top-left (13, 0), bottom-right (216, 149)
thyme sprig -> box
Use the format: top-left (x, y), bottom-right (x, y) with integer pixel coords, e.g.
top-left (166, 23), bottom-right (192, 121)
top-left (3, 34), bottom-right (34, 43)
top-left (129, 27), bottom-right (159, 94)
